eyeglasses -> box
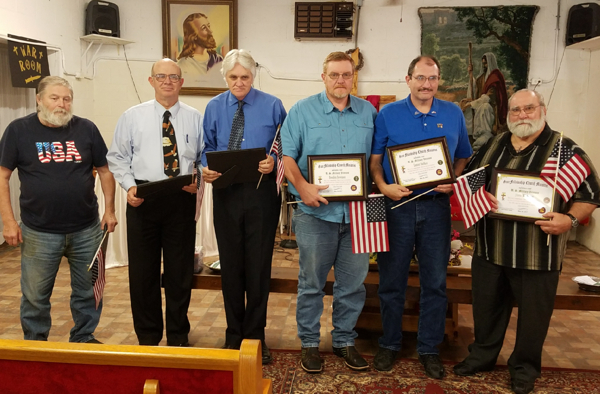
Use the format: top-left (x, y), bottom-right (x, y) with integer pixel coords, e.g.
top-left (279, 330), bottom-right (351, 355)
top-left (411, 75), bottom-right (440, 83)
top-left (153, 74), bottom-right (181, 82)
top-left (509, 105), bottom-right (542, 116)
top-left (327, 72), bottom-right (354, 80)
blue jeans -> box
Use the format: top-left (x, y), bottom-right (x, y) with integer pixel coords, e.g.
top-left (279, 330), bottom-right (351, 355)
top-left (377, 194), bottom-right (450, 355)
top-left (20, 220), bottom-right (103, 342)
top-left (292, 209), bottom-right (368, 348)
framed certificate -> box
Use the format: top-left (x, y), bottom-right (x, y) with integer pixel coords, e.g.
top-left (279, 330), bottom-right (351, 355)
top-left (489, 169), bottom-right (555, 223)
top-left (307, 154), bottom-right (367, 201)
top-left (386, 137), bottom-right (455, 190)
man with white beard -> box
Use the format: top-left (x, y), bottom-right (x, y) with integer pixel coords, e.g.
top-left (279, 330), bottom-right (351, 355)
top-left (453, 89), bottom-right (600, 394)
top-left (0, 76), bottom-right (117, 343)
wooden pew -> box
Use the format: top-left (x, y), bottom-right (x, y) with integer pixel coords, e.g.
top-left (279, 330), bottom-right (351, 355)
top-left (0, 338), bottom-right (271, 394)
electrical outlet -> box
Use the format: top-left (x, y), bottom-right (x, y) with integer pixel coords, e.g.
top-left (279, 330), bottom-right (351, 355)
top-left (531, 78), bottom-right (542, 86)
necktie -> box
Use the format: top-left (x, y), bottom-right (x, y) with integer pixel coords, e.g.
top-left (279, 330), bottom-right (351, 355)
top-left (162, 110), bottom-right (180, 177)
top-left (227, 100), bottom-right (245, 151)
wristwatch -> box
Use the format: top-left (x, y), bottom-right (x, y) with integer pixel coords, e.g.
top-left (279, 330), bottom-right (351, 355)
top-left (566, 213), bottom-right (579, 228)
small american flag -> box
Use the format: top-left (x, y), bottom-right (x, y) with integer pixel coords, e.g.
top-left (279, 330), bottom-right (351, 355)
top-left (270, 125), bottom-right (284, 194)
top-left (89, 228), bottom-right (109, 310)
top-left (195, 164), bottom-right (205, 221)
top-left (540, 139), bottom-right (590, 202)
top-left (452, 167), bottom-right (492, 229)
top-left (350, 194), bottom-right (389, 254)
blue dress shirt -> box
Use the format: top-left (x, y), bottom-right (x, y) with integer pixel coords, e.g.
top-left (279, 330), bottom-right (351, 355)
top-left (371, 95), bottom-right (472, 195)
top-left (107, 100), bottom-right (204, 192)
top-left (281, 91), bottom-right (377, 224)
top-left (200, 87), bottom-right (286, 168)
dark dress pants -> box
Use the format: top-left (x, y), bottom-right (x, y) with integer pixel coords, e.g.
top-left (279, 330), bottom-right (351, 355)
top-left (467, 255), bottom-right (560, 383)
top-left (126, 189), bottom-right (196, 345)
top-left (212, 175), bottom-right (280, 347)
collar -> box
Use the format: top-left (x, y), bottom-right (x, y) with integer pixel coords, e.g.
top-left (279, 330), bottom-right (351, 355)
top-left (320, 90), bottom-right (357, 114)
top-left (227, 87), bottom-right (256, 107)
top-left (405, 94), bottom-right (439, 118)
top-left (154, 100), bottom-right (180, 117)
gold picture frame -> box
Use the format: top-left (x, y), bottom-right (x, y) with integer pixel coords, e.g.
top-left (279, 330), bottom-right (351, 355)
top-left (162, 0), bottom-right (238, 96)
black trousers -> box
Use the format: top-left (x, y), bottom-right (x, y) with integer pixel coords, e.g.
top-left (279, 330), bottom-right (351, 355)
top-left (212, 175), bottom-right (280, 347)
top-left (126, 189), bottom-right (196, 345)
top-left (466, 255), bottom-right (560, 383)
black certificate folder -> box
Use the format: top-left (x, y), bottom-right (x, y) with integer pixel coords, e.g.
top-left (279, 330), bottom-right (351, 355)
top-left (135, 174), bottom-right (193, 199)
top-left (206, 148), bottom-right (266, 189)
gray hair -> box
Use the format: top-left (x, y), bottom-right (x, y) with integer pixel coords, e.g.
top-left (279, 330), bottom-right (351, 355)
top-left (508, 89), bottom-right (546, 108)
top-left (36, 76), bottom-right (73, 99)
top-left (220, 49), bottom-right (256, 79)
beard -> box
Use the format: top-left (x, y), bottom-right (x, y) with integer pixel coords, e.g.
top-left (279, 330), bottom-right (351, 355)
top-left (38, 103), bottom-right (73, 127)
top-left (195, 34), bottom-right (217, 51)
top-left (507, 112), bottom-right (545, 138)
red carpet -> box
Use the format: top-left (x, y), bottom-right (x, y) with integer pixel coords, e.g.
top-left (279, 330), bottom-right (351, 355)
top-left (263, 350), bottom-right (600, 393)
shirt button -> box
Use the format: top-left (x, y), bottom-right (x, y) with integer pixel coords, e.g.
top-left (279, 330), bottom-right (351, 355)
top-left (424, 123), bottom-right (427, 126)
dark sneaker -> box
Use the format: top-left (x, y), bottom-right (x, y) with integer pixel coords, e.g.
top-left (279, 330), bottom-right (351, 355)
top-left (453, 360), bottom-right (494, 376)
top-left (511, 379), bottom-right (535, 394)
top-left (419, 354), bottom-right (446, 379)
top-left (333, 346), bottom-right (369, 371)
top-left (262, 342), bottom-right (272, 365)
top-left (300, 347), bottom-right (323, 373)
top-left (85, 338), bottom-right (103, 344)
top-left (373, 347), bottom-right (398, 371)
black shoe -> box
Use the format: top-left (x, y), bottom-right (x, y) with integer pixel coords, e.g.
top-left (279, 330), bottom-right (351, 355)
top-left (262, 342), bottom-right (272, 365)
top-left (373, 348), bottom-right (398, 371)
top-left (511, 379), bottom-right (535, 394)
top-left (168, 341), bottom-right (190, 347)
top-left (333, 346), bottom-right (369, 371)
top-left (221, 342), bottom-right (240, 350)
top-left (301, 347), bottom-right (323, 373)
top-left (419, 354), bottom-right (446, 379)
top-left (453, 360), bottom-right (494, 376)
top-left (85, 338), bottom-right (103, 344)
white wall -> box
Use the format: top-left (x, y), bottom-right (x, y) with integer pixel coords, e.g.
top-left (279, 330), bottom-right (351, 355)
top-left (1, 0), bottom-right (599, 252)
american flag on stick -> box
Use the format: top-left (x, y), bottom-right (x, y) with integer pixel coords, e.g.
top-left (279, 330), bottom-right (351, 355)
top-left (350, 194), bottom-right (389, 254)
top-left (194, 163), bottom-right (206, 221)
top-left (540, 138), bottom-right (590, 202)
top-left (270, 125), bottom-right (284, 194)
top-left (452, 167), bottom-right (492, 229)
top-left (88, 228), bottom-right (109, 310)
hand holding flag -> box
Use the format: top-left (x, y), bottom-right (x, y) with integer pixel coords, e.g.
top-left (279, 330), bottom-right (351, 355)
top-left (452, 166), bottom-right (492, 229)
top-left (89, 226), bottom-right (109, 310)
top-left (540, 136), bottom-right (590, 202)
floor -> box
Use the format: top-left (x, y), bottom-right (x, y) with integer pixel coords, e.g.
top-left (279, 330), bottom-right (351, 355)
top-left (1, 236), bottom-right (600, 371)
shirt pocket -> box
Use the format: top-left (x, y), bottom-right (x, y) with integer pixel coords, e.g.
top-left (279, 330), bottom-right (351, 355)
top-left (348, 118), bottom-right (374, 147)
top-left (306, 120), bottom-right (333, 148)
top-left (180, 132), bottom-right (198, 161)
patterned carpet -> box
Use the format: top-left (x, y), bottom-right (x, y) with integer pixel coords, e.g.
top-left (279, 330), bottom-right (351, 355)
top-left (263, 350), bottom-right (600, 394)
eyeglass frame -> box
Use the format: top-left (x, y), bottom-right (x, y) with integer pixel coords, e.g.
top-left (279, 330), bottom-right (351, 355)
top-left (508, 104), bottom-right (544, 116)
top-left (326, 72), bottom-right (354, 80)
top-left (152, 74), bottom-right (182, 83)
top-left (409, 74), bottom-right (440, 83)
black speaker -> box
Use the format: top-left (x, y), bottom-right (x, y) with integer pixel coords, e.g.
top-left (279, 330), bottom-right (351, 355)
top-left (85, 0), bottom-right (120, 37)
top-left (566, 3), bottom-right (600, 45)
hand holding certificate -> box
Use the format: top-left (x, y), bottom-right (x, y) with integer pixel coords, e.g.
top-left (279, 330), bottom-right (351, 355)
top-left (386, 137), bottom-right (455, 189)
top-left (307, 154), bottom-right (368, 202)
top-left (489, 169), bottom-right (555, 222)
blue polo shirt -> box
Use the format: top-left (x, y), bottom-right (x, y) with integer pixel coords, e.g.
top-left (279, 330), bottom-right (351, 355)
top-left (201, 87), bottom-right (286, 167)
top-left (372, 94), bottom-right (472, 195)
top-left (281, 91), bottom-right (377, 223)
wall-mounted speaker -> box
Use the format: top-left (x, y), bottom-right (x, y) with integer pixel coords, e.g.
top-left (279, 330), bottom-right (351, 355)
top-left (85, 0), bottom-right (120, 37)
top-left (566, 3), bottom-right (600, 46)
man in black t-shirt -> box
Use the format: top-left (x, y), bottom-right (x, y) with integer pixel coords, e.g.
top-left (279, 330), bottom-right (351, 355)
top-left (0, 76), bottom-right (117, 343)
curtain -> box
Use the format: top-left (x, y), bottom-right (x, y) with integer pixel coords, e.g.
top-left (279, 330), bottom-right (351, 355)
top-left (0, 44), bottom-right (36, 244)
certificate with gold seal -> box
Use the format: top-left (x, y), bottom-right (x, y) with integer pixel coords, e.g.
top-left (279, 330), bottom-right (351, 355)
top-left (386, 137), bottom-right (455, 190)
top-left (489, 169), bottom-right (555, 223)
top-left (307, 154), bottom-right (367, 201)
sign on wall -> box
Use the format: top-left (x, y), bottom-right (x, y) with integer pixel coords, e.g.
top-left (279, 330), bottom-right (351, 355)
top-left (7, 34), bottom-right (50, 89)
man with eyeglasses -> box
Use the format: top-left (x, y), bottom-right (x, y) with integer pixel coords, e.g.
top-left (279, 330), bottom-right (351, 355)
top-left (107, 58), bottom-right (204, 347)
top-left (453, 89), bottom-right (599, 394)
top-left (281, 51), bottom-right (377, 373)
top-left (369, 55), bottom-right (472, 377)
